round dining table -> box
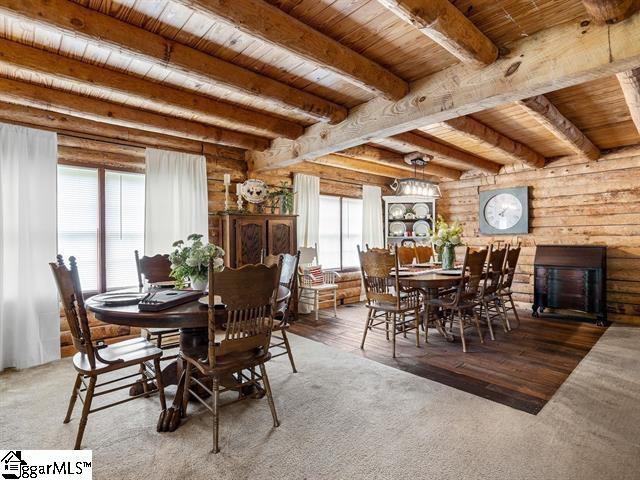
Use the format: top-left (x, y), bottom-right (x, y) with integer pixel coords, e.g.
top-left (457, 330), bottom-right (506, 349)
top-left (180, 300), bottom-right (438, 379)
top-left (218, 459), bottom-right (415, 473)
top-left (86, 285), bottom-right (290, 432)
top-left (399, 270), bottom-right (464, 341)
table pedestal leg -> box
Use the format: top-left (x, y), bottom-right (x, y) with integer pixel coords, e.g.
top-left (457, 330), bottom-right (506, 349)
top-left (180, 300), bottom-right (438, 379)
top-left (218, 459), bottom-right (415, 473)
top-left (423, 288), bottom-right (455, 342)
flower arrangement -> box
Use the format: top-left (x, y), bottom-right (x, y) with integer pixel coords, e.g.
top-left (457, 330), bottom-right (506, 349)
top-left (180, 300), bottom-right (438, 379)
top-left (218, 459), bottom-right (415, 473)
top-left (169, 234), bottom-right (225, 289)
top-left (430, 216), bottom-right (464, 269)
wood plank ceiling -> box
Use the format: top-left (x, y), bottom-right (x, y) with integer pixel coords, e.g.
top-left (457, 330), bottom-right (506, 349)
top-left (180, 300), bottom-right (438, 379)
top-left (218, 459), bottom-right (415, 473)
top-left (0, 0), bottom-right (638, 180)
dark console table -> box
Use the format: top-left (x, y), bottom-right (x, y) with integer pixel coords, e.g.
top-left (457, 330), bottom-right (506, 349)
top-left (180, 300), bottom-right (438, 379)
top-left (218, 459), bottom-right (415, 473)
top-left (532, 245), bottom-right (607, 325)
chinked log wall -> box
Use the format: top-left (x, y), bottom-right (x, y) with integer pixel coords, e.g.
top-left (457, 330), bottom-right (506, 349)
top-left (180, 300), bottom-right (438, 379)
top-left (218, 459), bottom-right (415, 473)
top-left (438, 148), bottom-right (640, 325)
top-left (57, 136), bottom-right (367, 355)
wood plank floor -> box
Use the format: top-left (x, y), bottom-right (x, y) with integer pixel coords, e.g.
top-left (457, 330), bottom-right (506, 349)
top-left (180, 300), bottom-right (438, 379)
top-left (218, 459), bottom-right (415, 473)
top-left (289, 304), bottom-right (606, 414)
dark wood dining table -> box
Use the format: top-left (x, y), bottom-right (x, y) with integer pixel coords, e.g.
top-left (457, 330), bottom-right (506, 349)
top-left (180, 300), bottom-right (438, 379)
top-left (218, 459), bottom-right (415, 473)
top-left (399, 270), bottom-right (464, 341)
top-left (86, 285), bottom-right (290, 432)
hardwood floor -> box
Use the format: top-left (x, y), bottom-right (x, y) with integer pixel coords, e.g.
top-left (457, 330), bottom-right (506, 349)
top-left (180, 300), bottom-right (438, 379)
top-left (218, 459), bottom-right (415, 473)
top-left (289, 303), bottom-right (605, 414)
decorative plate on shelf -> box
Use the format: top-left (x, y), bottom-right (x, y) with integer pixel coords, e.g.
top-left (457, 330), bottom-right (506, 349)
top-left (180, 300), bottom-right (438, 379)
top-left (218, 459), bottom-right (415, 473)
top-left (413, 203), bottom-right (430, 219)
top-left (413, 220), bottom-right (430, 237)
top-left (404, 212), bottom-right (416, 220)
top-left (389, 204), bottom-right (406, 220)
top-left (241, 179), bottom-right (269, 204)
top-left (389, 221), bottom-right (406, 237)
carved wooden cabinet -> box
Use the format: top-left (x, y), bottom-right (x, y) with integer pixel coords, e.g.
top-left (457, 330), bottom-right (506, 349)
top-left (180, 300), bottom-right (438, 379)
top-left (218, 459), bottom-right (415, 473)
top-left (532, 245), bottom-right (607, 325)
top-left (210, 213), bottom-right (297, 268)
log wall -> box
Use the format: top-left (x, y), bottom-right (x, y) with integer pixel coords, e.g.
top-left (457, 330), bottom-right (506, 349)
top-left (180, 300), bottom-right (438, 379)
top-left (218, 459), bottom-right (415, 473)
top-left (438, 148), bottom-right (640, 325)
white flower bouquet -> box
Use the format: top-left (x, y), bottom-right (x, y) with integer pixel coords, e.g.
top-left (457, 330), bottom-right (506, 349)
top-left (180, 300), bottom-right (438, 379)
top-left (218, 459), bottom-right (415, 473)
top-left (169, 233), bottom-right (225, 289)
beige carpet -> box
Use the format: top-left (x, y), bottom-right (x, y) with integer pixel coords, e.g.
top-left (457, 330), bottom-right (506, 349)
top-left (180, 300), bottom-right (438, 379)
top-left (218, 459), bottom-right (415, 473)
top-left (1, 325), bottom-right (639, 480)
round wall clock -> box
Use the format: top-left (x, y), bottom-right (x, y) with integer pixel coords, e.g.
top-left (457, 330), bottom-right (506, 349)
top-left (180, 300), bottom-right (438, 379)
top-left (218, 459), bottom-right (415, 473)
top-left (479, 187), bottom-right (529, 235)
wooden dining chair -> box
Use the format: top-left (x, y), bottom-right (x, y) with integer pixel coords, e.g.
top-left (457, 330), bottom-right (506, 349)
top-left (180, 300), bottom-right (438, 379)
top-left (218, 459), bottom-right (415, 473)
top-left (262, 250), bottom-right (301, 373)
top-left (358, 245), bottom-right (421, 358)
top-left (497, 243), bottom-right (522, 328)
top-left (134, 250), bottom-right (179, 356)
top-left (478, 244), bottom-right (510, 339)
top-left (396, 245), bottom-right (417, 266)
top-left (50, 255), bottom-right (166, 449)
top-left (181, 260), bottom-right (282, 453)
top-left (427, 247), bottom-right (487, 352)
top-left (414, 245), bottom-right (433, 263)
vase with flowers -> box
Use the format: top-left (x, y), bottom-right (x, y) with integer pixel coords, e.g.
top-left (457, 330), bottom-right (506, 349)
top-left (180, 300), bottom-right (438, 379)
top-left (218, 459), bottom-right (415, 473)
top-left (169, 234), bottom-right (225, 290)
top-left (430, 216), bottom-right (464, 270)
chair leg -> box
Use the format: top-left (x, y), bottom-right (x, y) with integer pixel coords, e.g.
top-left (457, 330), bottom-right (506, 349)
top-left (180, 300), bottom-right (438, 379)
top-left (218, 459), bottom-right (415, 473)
top-left (64, 373), bottom-right (82, 424)
top-left (415, 308), bottom-right (420, 347)
top-left (74, 376), bottom-right (96, 450)
top-left (499, 297), bottom-right (512, 332)
top-left (473, 310), bottom-right (484, 344)
top-left (281, 329), bottom-right (297, 373)
top-left (385, 312), bottom-right (390, 340)
top-left (392, 313), bottom-right (397, 358)
top-left (211, 377), bottom-right (220, 454)
top-left (153, 357), bottom-right (167, 412)
top-left (457, 311), bottom-right (467, 353)
top-left (361, 309), bottom-right (373, 349)
top-left (483, 300), bottom-right (495, 341)
top-left (509, 294), bottom-right (521, 328)
top-left (333, 289), bottom-right (338, 317)
top-left (314, 292), bottom-right (319, 322)
top-left (259, 363), bottom-right (280, 428)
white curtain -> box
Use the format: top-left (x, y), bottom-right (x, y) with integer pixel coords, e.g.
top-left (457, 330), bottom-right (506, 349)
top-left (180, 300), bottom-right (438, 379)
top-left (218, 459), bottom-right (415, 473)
top-left (0, 123), bottom-right (59, 370)
top-left (293, 173), bottom-right (320, 248)
top-left (144, 148), bottom-right (208, 255)
top-left (362, 185), bottom-right (384, 249)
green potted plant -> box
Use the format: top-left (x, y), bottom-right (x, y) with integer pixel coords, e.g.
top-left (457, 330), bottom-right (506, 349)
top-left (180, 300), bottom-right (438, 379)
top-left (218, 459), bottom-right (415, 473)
top-left (430, 216), bottom-right (464, 270)
top-left (269, 182), bottom-right (294, 214)
top-left (169, 234), bottom-right (225, 290)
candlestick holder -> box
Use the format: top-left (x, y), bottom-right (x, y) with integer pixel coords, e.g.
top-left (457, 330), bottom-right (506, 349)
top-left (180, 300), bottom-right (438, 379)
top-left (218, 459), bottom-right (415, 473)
top-left (236, 190), bottom-right (244, 211)
top-left (223, 184), bottom-right (231, 211)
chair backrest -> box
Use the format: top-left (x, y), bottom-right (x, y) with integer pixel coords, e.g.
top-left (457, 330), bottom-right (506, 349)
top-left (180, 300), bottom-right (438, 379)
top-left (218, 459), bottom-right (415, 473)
top-left (135, 250), bottom-right (172, 288)
top-left (482, 244), bottom-right (508, 295)
top-left (298, 243), bottom-right (318, 266)
top-left (261, 251), bottom-right (300, 290)
top-left (207, 260), bottom-right (282, 368)
top-left (415, 245), bottom-right (433, 263)
top-left (502, 243), bottom-right (521, 289)
top-left (396, 245), bottom-right (416, 266)
top-left (451, 247), bottom-right (488, 305)
top-left (358, 245), bottom-right (400, 307)
top-left (50, 255), bottom-right (97, 368)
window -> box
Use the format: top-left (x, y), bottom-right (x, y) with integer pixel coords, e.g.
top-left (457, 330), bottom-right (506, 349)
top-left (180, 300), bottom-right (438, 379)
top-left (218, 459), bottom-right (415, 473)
top-left (57, 165), bottom-right (145, 292)
top-left (318, 195), bottom-right (363, 270)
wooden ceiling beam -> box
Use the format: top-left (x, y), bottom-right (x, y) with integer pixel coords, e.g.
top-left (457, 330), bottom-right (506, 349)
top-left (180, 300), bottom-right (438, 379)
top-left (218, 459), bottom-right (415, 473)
top-left (616, 68), bottom-right (640, 135)
top-left (310, 154), bottom-right (415, 179)
top-left (338, 143), bottom-right (462, 179)
top-left (0, 38), bottom-right (302, 140)
top-left (0, 77), bottom-right (268, 150)
top-left (0, 101), bottom-right (246, 156)
top-left (174, 0), bottom-right (408, 100)
top-left (380, 132), bottom-right (503, 173)
top-left (376, 0), bottom-right (498, 66)
top-left (581, 0), bottom-right (640, 24)
top-left (248, 15), bottom-right (640, 171)
top-left (442, 116), bottom-right (546, 167)
top-left (516, 95), bottom-right (601, 160)
top-left (0, 0), bottom-right (346, 124)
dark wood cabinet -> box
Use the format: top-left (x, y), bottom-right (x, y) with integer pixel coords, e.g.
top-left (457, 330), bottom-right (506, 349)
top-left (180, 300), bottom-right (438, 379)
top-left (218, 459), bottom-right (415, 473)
top-left (532, 245), bottom-right (607, 325)
top-left (210, 213), bottom-right (297, 268)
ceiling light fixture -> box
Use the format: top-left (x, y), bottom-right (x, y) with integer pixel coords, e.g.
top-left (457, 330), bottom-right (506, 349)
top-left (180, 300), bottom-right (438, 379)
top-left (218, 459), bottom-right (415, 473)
top-left (390, 152), bottom-right (441, 198)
